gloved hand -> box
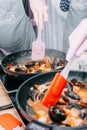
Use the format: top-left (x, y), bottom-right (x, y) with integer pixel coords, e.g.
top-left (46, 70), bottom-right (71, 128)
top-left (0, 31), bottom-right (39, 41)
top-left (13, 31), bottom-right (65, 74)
top-left (66, 19), bottom-right (87, 61)
top-left (29, 0), bottom-right (48, 30)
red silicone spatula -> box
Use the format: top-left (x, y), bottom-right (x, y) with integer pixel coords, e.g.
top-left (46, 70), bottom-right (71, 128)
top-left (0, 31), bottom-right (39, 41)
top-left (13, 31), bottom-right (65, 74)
top-left (41, 56), bottom-right (75, 107)
top-left (31, 27), bottom-right (45, 61)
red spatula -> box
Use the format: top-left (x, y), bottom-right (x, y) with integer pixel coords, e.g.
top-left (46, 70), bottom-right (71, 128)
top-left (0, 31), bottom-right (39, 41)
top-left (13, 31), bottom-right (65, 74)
top-left (31, 27), bottom-right (45, 61)
top-left (41, 56), bottom-right (75, 107)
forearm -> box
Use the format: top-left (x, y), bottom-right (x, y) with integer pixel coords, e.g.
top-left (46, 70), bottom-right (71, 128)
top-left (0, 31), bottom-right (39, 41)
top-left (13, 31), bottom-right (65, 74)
top-left (29, 0), bottom-right (48, 30)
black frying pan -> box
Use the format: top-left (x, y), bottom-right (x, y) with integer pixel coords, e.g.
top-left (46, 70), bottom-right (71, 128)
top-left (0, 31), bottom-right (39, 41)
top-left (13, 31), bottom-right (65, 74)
top-left (1, 49), bottom-right (66, 81)
top-left (16, 70), bottom-right (87, 130)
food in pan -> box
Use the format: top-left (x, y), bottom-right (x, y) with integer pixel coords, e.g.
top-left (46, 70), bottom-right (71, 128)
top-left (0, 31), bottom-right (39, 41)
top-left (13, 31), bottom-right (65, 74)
top-left (6, 56), bottom-right (66, 74)
top-left (27, 78), bottom-right (87, 127)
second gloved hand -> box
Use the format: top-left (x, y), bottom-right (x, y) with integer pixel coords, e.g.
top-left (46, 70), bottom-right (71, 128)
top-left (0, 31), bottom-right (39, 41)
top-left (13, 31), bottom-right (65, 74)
top-left (29, 0), bottom-right (48, 30)
top-left (66, 19), bottom-right (87, 61)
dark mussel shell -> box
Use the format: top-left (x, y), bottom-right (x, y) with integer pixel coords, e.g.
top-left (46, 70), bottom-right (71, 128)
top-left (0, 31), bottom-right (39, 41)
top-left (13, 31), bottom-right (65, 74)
top-left (52, 58), bottom-right (67, 70)
top-left (25, 60), bottom-right (36, 67)
top-left (29, 89), bottom-right (38, 102)
top-left (71, 78), bottom-right (87, 88)
top-left (52, 58), bottom-right (60, 69)
top-left (29, 85), bottom-right (48, 101)
top-left (68, 103), bottom-right (87, 120)
top-left (15, 67), bottom-right (27, 73)
top-left (48, 106), bottom-right (66, 123)
top-left (65, 81), bottom-right (80, 100)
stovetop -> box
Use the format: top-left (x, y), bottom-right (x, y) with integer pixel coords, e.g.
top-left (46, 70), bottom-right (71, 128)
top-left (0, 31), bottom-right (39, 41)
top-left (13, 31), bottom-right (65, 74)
top-left (0, 69), bottom-right (28, 125)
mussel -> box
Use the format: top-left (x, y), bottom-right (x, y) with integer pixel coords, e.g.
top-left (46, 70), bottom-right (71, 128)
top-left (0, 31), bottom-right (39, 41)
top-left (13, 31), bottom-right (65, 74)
top-left (48, 106), bottom-right (66, 123)
top-left (52, 58), bottom-right (60, 69)
top-left (15, 67), bottom-right (26, 73)
top-left (29, 89), bottom-right (38, 101)
top-left (29, 84), bottom-right (48, 101)
top-left (65, 81), bottom-right (80, 100)
top-left (71, 78), bottom-right (87, 88)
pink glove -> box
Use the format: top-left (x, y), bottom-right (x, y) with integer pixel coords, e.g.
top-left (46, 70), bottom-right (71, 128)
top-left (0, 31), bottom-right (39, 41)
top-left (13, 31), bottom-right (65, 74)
top-left (66, 19), bottom-right (87, 61)
top-left (29, 0), bottom-right (48, 30)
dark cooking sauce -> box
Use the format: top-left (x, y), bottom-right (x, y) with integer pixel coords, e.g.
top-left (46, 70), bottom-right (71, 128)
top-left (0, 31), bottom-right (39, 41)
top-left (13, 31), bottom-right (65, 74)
top-left (27, 79), bottom-right (87, 127)
top-left (6, 56), bottom-right (67, 74)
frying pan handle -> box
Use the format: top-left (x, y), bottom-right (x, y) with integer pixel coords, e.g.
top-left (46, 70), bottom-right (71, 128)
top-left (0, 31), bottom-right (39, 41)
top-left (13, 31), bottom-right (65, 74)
top-left (0, 48), bottom-right (11, 56)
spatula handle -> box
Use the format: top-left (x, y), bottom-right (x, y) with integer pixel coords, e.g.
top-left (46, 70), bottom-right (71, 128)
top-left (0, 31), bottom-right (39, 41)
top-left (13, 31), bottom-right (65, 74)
top-left (37, 27), bottom-right (42, 41)
top-left (61, 56), bottom-right (75, 79)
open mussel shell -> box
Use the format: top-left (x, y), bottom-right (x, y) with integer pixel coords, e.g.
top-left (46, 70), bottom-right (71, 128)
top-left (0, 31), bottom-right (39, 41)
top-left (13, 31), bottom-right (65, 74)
top-left (49, 106), bottom-right (66, 123)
